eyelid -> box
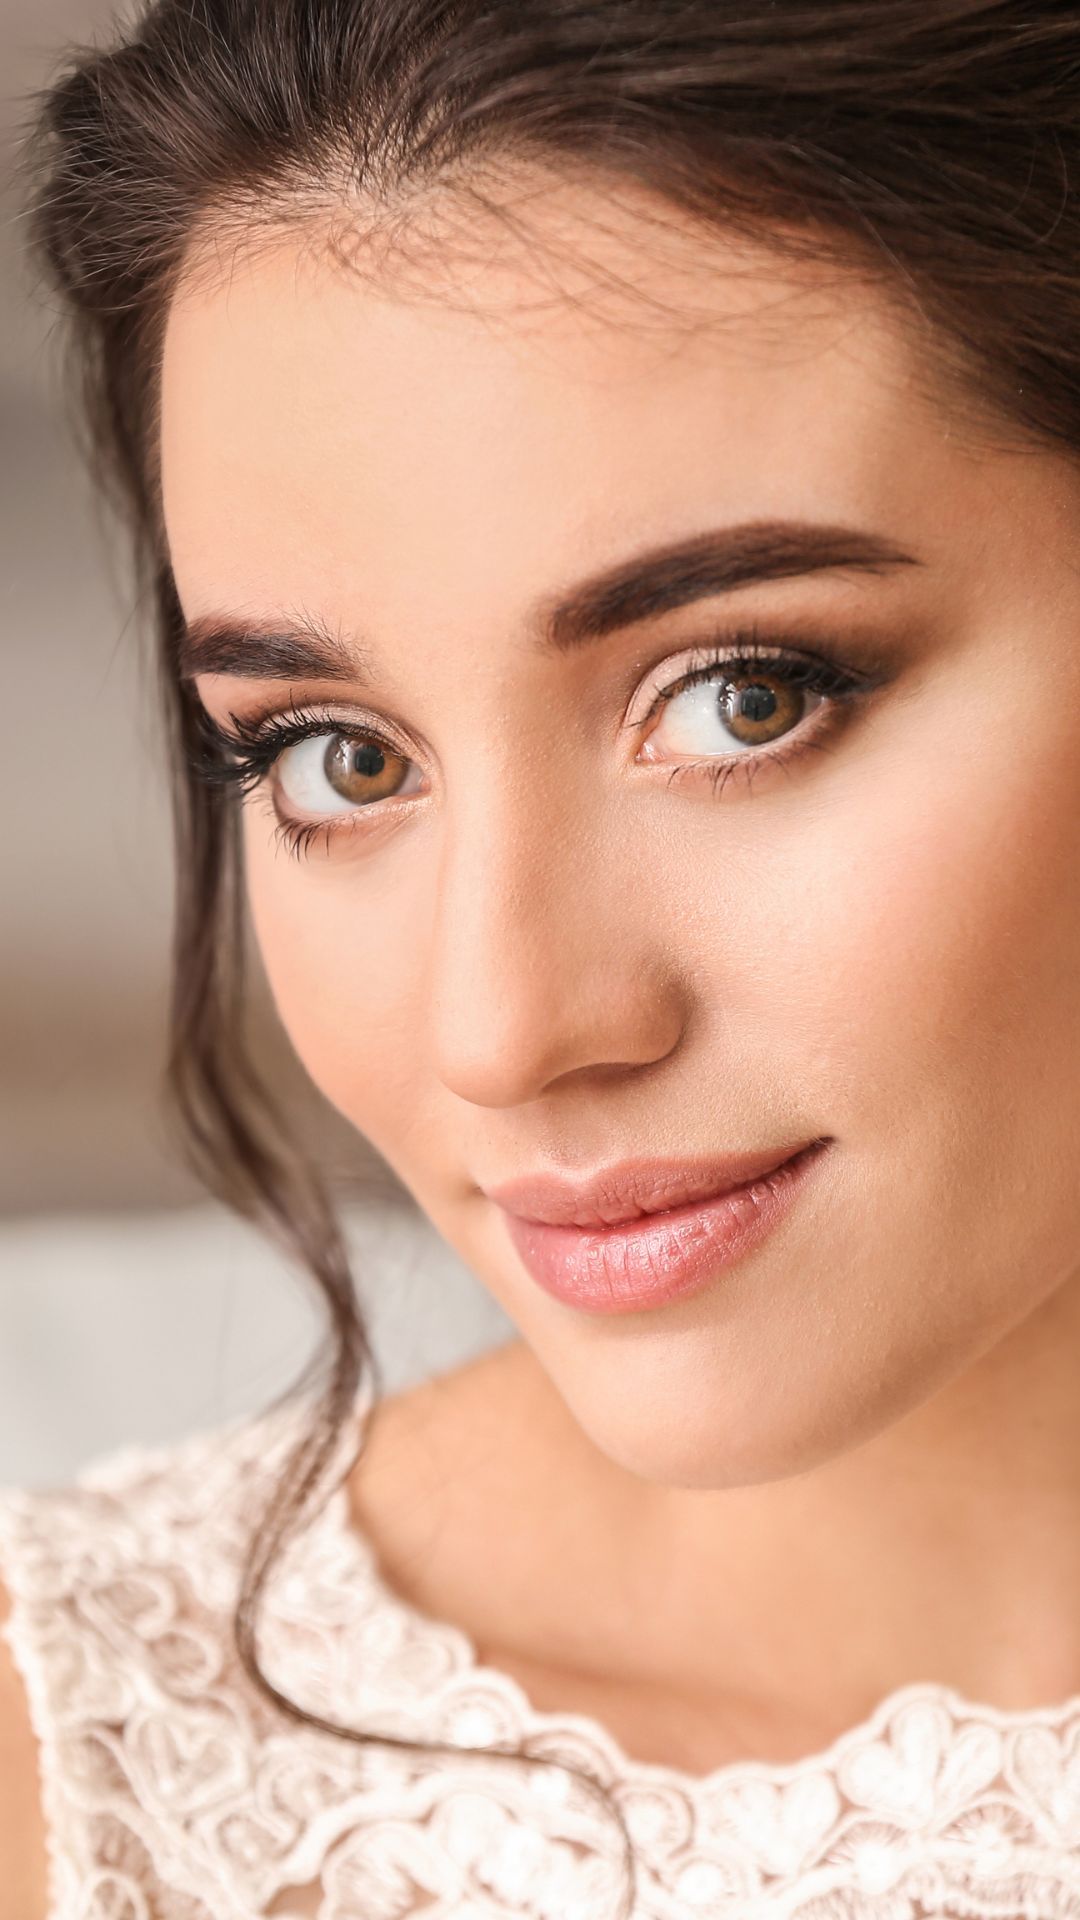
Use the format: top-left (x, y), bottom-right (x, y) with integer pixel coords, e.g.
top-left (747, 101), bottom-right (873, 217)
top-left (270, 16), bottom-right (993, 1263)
top-left (189, 696), bottom-right (415, 793)
top-left (201, 624), bottom-right (886, 741)
top-left (226, 695), bottom-right (409, 752)
top-left (623, 627), bottom-right (887, 733)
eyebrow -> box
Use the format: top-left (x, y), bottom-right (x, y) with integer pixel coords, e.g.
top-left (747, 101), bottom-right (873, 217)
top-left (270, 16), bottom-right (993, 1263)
top-left (177, 519), bottom-right (920, 683)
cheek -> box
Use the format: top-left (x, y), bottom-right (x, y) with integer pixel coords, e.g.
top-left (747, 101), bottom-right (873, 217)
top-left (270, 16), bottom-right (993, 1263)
top-left (242, 812), bottom-right (433, 1160)
top-left (833, 734), bottom-right (1080, 1136)
top-left (782, 697), bottom-right (1080, 1311)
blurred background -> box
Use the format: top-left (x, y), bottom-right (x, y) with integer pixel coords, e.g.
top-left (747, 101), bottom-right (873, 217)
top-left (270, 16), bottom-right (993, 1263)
top-left (1, 0), bottom-right (512, 1486)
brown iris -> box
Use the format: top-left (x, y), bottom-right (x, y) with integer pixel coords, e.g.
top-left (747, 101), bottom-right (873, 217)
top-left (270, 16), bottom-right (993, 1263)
top-left (719, 672), bottom-right (803, 746)
top-left (324, 734), bottom-right (411, 803)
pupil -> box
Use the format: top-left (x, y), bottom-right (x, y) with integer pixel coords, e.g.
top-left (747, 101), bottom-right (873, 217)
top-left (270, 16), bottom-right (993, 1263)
top-left (352, 743), bottom-right (384, 777)
top-left (737, 683), bottom-right (777, 721)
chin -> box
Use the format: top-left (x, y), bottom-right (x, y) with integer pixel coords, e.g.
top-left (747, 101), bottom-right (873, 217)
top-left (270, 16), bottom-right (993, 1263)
top-left (534, 1326), bottom-right (955, 1493)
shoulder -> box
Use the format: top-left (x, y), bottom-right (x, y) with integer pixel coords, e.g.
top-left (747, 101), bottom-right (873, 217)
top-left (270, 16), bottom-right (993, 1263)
top-left (0, 1573), bottom-right (48, 1920)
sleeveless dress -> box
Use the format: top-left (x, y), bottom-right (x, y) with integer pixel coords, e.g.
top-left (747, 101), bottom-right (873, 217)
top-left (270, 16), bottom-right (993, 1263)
top-left (2, 1383), bottom-right (1080, 1920)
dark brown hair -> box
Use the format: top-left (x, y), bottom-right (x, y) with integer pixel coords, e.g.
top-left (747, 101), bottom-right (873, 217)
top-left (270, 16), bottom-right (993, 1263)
top-left (17, 1), bottom-right (1080, 1908)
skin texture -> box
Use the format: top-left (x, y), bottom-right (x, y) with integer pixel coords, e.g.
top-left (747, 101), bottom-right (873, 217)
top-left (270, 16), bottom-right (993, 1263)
top-left (157, 175), bottom-right (1080, 1766)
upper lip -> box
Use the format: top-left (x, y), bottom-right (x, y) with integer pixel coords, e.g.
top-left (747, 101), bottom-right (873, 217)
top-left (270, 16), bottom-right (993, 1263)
top-left (485, 1140), bottom-right (826, 1229)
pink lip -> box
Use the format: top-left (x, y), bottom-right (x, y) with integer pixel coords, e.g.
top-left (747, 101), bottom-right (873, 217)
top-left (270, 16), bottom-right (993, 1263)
top-left (486, 1140), bottom-right (828, 1228)
top-left (493, 1139), bottom-right (831, 1315)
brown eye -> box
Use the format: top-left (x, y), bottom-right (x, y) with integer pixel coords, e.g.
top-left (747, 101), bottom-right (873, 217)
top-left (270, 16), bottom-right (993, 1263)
top-left (275, 728), bottom-right (422, 817)
top-left (718, 672), bottom-right (804, 747)
top-left (324, 734), bottom-right (412, 803)
top-left (643, 663), bottom-right (828, 763)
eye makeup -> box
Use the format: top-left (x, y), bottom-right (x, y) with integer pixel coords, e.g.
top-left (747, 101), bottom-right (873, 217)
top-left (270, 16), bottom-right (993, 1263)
top-left (187, 622), bottom-right (892, 859)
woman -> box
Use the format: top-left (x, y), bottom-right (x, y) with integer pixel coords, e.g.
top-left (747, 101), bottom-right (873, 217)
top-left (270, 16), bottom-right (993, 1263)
top-left (3, 1), bottom-right (1080, 1914)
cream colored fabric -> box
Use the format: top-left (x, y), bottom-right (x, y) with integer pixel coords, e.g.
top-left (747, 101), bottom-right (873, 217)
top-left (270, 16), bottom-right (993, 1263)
top-left (2, 1386), bottom-right (1079, 1919)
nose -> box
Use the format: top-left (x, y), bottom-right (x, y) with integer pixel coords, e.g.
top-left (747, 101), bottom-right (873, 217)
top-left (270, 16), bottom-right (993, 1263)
top-left (426, 787), bottom-right (687, 1109)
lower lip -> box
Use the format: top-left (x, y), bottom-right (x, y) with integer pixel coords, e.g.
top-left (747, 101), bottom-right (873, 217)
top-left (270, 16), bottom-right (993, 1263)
top-left (501, 1141), bottom-right (830, 1315)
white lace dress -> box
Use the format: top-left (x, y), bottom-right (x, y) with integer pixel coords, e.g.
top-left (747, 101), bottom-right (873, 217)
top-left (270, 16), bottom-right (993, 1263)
top-left (2, 1385), bottom-right (1079, 1920)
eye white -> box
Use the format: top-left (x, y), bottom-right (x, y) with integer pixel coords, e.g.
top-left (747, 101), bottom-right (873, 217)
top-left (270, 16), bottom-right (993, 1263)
top-left (276, 733), bottom-right (421, 815)
top-left (648, 676), bottom-right (826, 757)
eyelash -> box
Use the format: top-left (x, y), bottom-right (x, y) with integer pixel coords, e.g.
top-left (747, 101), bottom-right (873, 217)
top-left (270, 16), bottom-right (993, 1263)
top-left (189, 631), bottom-right (874, 860)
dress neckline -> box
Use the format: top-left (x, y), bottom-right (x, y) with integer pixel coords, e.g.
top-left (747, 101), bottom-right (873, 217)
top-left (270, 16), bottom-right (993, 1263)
top-left (304, 1375), bottom-right (1080, 1801)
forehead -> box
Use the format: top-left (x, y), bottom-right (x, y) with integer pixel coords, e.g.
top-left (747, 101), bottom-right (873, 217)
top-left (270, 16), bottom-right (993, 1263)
top-left (159, 181), bottom-right (938, 620)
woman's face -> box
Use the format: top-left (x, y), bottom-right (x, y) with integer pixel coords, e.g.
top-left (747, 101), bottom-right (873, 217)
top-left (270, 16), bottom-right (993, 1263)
top-left (160, 179), bottom-right (1080, 1489)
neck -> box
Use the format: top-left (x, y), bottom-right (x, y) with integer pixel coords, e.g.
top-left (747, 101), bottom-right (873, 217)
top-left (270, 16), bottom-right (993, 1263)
top-left (507, 1275), bottom-right (1080, 1730)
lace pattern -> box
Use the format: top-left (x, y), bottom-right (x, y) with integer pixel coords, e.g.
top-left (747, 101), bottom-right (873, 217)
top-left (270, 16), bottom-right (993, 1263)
top-left (2, 1385), bottom-right (1080, 1918)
